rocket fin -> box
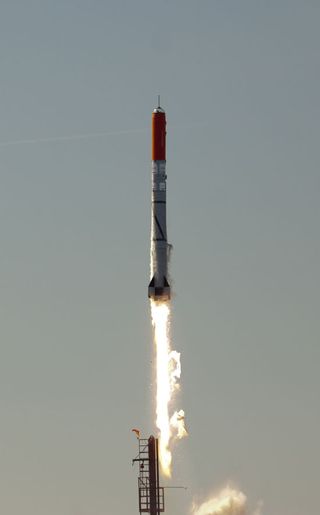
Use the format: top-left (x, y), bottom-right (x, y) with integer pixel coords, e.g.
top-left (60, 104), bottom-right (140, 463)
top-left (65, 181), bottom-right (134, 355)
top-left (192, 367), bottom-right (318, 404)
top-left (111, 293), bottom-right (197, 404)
top-left (148, 275), bottom-right (170, 301)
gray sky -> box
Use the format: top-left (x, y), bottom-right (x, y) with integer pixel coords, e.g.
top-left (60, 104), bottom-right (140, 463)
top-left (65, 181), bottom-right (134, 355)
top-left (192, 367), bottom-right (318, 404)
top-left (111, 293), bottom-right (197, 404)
top-left (0, 1), bottom-right (319, 514)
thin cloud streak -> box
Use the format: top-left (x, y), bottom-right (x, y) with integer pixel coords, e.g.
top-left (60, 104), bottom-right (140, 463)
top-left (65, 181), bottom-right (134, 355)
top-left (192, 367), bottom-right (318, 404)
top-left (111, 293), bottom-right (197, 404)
top-left (0, 128), bottom-right (147, 148)
top-left (0, 123), bottom-right (205, 148)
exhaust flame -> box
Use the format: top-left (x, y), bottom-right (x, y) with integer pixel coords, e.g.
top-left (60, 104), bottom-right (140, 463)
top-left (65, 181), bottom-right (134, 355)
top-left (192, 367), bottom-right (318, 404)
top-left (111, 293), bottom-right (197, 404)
top-left (192, 487), bottom-right (263, 515)
top-left (151, 300), bottom-right (187, 477)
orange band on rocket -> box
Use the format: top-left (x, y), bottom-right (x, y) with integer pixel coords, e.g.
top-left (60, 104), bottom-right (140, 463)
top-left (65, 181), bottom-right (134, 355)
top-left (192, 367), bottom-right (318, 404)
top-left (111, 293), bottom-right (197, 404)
top-left (152, 110), bottom-right (166, 161)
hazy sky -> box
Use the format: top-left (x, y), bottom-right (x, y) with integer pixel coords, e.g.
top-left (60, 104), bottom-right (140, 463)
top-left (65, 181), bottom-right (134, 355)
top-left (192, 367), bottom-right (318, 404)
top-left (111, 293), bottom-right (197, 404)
top-left (0, 2), bottom-right (319, 514)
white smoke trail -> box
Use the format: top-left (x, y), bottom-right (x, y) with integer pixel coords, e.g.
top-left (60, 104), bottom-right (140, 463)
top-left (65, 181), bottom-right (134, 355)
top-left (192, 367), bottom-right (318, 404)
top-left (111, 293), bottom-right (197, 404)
top-left (191, 486), bottom-right (263, 515)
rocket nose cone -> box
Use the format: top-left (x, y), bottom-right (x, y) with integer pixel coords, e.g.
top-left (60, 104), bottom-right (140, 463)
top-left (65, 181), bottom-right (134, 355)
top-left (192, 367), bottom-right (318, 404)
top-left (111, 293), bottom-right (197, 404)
top-left (153, 95), bottom-right (165, 113)
top-left (153, 106), bottom-right (165, 114)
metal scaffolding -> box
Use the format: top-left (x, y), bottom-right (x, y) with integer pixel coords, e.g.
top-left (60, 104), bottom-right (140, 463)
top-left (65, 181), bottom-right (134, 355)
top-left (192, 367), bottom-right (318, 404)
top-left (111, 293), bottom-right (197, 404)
top-left (133, 436), bottom-right (164, 514)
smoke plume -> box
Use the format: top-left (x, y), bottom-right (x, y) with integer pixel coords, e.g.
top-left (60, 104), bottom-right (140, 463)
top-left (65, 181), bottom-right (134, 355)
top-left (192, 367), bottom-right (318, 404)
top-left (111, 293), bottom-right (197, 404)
top-left (191, 486), bottom-right (263, 515)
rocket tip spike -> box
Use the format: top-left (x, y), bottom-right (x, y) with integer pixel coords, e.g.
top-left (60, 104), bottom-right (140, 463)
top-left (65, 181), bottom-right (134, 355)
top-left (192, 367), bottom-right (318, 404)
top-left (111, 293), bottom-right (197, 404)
top-left (157, 94), bottom-right (161, 108)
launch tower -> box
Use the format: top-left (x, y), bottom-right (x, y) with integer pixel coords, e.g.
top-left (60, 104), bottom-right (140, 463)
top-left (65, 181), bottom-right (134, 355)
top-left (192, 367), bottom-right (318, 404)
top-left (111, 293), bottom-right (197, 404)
top-left (133, 436), bottom-right (165, 515)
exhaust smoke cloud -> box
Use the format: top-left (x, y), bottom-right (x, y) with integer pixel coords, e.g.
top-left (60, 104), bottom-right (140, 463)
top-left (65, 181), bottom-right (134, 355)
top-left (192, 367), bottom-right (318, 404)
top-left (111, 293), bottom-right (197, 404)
top-left (192, 487), bottom-right (263, 515)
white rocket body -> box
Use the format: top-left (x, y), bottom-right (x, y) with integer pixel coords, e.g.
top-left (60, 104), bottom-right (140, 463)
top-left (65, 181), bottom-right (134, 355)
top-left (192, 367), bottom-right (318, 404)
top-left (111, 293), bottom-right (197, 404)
top-left (148, 105), bottom-right (170, 301)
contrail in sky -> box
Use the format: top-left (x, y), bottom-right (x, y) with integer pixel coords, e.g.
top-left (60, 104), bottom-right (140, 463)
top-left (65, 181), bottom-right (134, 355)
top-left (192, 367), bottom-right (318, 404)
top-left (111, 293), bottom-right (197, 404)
top-left (0, 123), bottom-right (205, 148)
top-left (0, 128), bottom-right (147, 148)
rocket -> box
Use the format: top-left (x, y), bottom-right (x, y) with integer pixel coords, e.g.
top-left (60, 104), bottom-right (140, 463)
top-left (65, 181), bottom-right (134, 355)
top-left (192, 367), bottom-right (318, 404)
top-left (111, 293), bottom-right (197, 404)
top-left (148, 100), bottom-right (171, 301)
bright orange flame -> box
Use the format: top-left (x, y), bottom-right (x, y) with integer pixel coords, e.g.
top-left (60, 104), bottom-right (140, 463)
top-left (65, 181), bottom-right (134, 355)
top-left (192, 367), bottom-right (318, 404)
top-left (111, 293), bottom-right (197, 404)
top-left (151, 300), bottom-right (187, 477)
